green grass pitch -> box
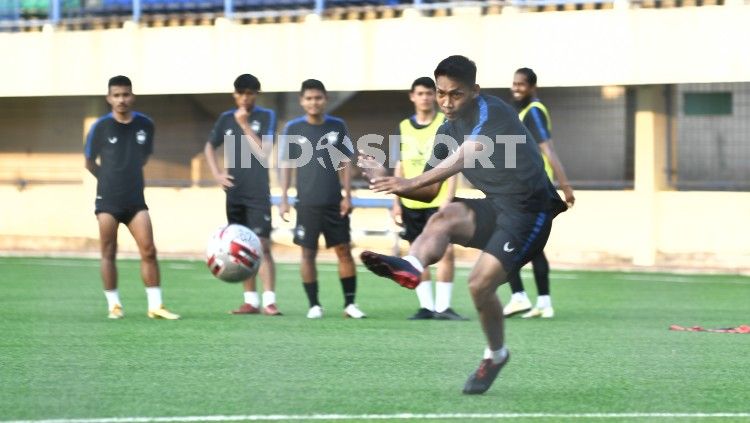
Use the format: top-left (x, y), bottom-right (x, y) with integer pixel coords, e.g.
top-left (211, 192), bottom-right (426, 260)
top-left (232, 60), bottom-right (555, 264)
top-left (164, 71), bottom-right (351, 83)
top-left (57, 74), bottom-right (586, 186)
top-left (1, 257), bottom-right (749, 422)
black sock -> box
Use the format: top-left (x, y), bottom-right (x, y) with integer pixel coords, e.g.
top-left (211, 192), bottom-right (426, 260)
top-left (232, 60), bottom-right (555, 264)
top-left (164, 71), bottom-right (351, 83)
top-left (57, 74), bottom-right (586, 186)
top-left (303, 281), bottom-right (320, 307)
top-left (532, 252), bottom-right (550, 296)
top-left (507, 271), bottom-right (525, 294)
top-left (340, 276), bottom-right (356, 306)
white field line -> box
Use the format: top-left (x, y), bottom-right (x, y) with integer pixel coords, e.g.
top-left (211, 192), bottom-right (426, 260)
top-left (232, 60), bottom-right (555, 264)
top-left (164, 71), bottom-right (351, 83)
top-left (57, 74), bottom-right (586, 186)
top-left (4, 413), bottom-right (750, 423)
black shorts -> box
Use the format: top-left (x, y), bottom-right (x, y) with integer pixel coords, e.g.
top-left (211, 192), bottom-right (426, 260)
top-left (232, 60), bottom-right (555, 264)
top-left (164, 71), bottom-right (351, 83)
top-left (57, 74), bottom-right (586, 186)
top-left (454, 197), bottom-right (557, 275)
top-left (95, 203), bottom-right (148, 225)
top-left (294, 204), bottom-right (351, 250)
top-left (400, 204), bottom-right (439, 243)
top-left (226, 201), bottom-right (272, 239)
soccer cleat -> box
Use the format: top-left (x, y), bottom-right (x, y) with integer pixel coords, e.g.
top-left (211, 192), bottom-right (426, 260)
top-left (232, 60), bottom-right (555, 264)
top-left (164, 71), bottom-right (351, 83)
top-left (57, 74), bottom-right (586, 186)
top-left (108, 304), bottom-right (124, 320)
top-left (522, 306), bottom-right (555, 319)
top-left (462, 351), bottom-right (511, 395)
top-left (503, 297), bottom-right (532, 317)
top-left (307, 305), bottom-right (323, 319)
top-left (359, 251), bottom-right (421, 289)
top-left (408, 308), bottom-right (435, 320)
top-left (262, 304), bottom-right (283, 316)
top-left (147, 305), bottom-right (180, 320)
top-left (433, 308), bottom-right (469, 321)
top-left (344, 303), bottom-right (367, 319)
top-left (230, 303), bottom-right (260, 315)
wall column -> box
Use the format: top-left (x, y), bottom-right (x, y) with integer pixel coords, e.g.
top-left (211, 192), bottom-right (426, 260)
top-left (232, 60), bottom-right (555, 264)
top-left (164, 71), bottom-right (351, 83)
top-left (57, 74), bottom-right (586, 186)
top-left (632, 85), bottom-right (669, 266)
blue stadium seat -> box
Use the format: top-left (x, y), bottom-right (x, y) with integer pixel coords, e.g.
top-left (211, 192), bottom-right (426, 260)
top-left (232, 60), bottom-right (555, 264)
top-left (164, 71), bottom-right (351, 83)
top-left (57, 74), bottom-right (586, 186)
top-left (0, 0), bottom-right (22, 20)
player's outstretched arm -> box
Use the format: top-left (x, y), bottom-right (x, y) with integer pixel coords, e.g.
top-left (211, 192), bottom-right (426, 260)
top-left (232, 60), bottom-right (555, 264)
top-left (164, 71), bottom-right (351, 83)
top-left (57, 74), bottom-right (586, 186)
top-left (369, 140), bottom-right (473, 201)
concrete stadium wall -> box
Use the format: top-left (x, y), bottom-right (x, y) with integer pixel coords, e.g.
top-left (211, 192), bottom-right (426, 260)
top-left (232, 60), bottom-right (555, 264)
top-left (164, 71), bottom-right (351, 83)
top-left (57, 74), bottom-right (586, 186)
top-left (2, 183), bottom-right (749, 271)
top-left (1, 5), bottom-right (750, 96)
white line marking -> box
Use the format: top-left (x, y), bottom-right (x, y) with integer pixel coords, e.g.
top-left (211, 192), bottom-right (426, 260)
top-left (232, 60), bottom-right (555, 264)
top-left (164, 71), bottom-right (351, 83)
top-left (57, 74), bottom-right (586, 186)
top-left (4, 413), bottom-right (750, 423)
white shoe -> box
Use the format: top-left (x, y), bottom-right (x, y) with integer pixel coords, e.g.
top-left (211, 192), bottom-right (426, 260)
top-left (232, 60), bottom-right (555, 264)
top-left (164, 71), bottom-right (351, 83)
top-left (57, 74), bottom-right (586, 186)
top-left (521, 306), bottom-right (555, 319)
top-left (344, 304), bottom-right (367, 319)
top-left (503, 297), bottom-right (532, 317)
top-left (307, 305), bottom-right (323, 319)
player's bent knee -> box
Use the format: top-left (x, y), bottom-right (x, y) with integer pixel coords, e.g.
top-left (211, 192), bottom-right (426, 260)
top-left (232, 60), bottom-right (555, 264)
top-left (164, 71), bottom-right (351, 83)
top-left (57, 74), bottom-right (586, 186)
top-left (467, 277), bottom-right (495, 306)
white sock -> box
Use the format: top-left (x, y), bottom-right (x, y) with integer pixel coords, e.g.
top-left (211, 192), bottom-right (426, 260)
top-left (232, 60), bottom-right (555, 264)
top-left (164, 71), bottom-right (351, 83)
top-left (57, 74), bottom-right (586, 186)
top-left (145, 287), bottom-right (162, 310)
top-left (536, 295), bottom-right (551, 309)
top-left (414, 281), bottom-right (434, 311)
top-left (511, 291), bottom-right (528, 302)
top-left (434, 281), bottom-right (453, 313)
top-left (483, 346), bottom-right (509, 364)
top-left (104, 290), bottom-right (121, 310)
top-left (262, 291), bottom-right (276, 307)
top-left (402, 255), bottom-right (424, 273)
top-left (244, 291), bottom-right (260, 308)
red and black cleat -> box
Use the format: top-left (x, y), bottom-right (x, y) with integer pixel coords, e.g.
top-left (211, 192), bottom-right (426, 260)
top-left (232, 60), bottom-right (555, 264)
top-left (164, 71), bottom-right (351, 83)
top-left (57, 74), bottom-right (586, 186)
top-left (359, 251), bottom-right (421, 289)
top-left (462, 351), bottom-right (510, 395)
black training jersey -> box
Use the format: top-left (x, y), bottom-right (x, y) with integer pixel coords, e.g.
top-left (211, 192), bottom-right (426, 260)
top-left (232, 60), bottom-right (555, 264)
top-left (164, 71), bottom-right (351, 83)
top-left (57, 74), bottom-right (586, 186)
top-left (280, 115), bottom-right (354, 207)
top-left (208, 106), bottom-right (276, 206)
top-left (425, 94), bottom-right (565, 216)
top-left (84, 112), bottom-right (154, 207)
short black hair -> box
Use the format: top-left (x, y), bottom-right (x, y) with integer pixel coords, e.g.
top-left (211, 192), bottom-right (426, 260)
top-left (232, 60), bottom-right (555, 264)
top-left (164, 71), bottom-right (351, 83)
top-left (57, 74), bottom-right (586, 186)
top-left (515, 67), bottom-right (537, 86)
top-left (234, 74), bottom-right (261, 92)
top-left (300, 79), bottom-right (326, 95)
top-left (434, 55), bottom-right (477, 87)
top-left (411, 77), bottom-right (436, 92)
top-left (108, 75), bottom-right (132, 90)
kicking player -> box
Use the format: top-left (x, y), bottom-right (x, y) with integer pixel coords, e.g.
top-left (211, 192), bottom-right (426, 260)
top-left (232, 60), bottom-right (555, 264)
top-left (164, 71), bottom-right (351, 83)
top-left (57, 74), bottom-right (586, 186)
top-left (279, 79), bottom-right (366, 319)
top-left (204, 73), bottom-right (281, 316)
top-left (358, 56), bottom-right (568, 394)
top-left (504, 67), bottom-right (575, 319)
top-left (393, 76), bottom-right (465, 321)
top-left (84, 75), bottom-right (179, 320)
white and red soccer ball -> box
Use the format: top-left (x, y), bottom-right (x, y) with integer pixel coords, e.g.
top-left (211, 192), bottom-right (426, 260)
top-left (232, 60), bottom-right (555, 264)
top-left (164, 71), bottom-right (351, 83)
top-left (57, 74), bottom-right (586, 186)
top-left (206, 224), bottom-right (262, 283)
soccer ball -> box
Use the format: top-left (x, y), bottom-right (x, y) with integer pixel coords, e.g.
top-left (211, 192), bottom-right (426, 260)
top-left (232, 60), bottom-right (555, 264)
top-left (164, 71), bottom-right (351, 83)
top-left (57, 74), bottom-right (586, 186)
top-left (206, 224), bottom-right (263, 283)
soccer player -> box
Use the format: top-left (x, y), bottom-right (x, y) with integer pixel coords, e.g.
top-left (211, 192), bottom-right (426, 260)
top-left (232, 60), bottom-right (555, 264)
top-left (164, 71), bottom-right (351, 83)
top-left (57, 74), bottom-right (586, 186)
top-left (204, 74), bottom-right (281, 316)
top-left (279, 79), bottom-right (366, 319)
top-left (504, 67), bottom-right (576, 319)
top-left (393, 76), bottom-right (465, 321)
top-left (358, 56), bottom-right (568, 394)
top-left (84, 75), bottom-right (180, 320)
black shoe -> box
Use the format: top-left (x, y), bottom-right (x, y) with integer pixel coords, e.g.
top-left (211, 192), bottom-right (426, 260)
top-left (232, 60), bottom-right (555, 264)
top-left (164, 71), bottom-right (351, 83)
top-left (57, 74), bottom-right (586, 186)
top-left (433, 308), bottom-right (468, 321)
top-left (360, 251), bottom-right (421, 289)
top-left (408, 308), bottom-right (434, 320)
top-left (462, 351), bottom-right (510, 395)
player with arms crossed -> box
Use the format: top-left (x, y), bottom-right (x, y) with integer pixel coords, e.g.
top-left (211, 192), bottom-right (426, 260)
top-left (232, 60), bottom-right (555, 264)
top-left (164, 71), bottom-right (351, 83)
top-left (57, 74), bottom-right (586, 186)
top-left (204, 73), bottom-right (281, 316)
top-left (84, 75), bottom-right (180, 320)
top-left (359, 56), bottom-right (568, 394)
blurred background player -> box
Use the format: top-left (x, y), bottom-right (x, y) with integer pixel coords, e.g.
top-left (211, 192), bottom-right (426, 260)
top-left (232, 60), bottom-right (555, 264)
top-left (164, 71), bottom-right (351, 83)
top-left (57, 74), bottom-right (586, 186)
top-left (279, 79), bottom-right (366, 319)
top-left (204, 74), bottom-right (281, 316)
top-left (504, 67), bottom-right (575, 319)
top-left (84, 75), bottom-right (180, 320)
top-left (392, 76), bottom-right (466, 321)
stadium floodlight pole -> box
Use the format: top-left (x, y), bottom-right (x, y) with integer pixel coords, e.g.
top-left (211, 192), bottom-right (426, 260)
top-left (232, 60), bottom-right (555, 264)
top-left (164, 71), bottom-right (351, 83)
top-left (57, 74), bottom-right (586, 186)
top-left (224, 0), bottom-right (233, 19)
top-left (132, 0), bottom-right (141, 23)
top-left (50, 0), bottom-right (60, 25)
top-left (314, 0), bottom-right (324, 15)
